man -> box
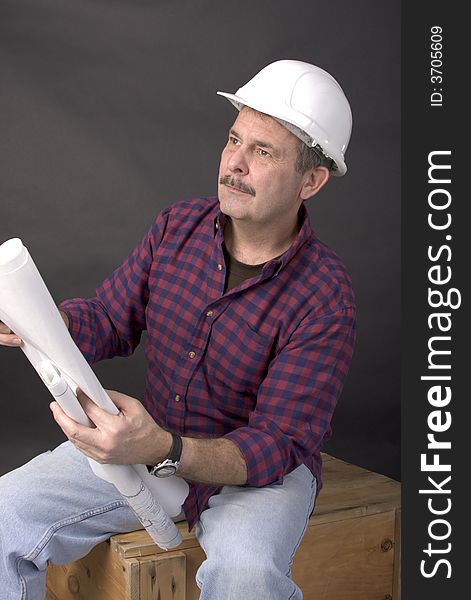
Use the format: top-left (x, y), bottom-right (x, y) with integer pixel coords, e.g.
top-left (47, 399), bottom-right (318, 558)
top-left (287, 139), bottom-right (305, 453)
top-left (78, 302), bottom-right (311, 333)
top-left (0, 60), bottom-right (356, 599)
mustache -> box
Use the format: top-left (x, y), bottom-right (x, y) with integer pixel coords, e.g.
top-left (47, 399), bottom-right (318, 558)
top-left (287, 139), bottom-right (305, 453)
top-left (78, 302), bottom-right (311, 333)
top-left (219, 175), bottom-right (256, 197)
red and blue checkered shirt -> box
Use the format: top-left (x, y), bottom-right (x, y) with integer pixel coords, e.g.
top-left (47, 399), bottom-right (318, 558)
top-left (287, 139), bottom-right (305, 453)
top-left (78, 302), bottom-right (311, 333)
top-left (60, 196), bottom-right (356, 530)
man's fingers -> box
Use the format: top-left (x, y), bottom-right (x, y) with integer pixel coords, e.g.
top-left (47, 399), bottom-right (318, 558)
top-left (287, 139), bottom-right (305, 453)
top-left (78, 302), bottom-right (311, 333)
top-left (0, 322), bottom-right (11, 333)
top-left (105, 389), bottom-right (138, 413)
top-left (0, 322), bottom-right (22, 346)
top-left (76, 389), bottom-right (117, 424)
top-left (50, 401), bottom-right (95, 443)
top-left (0, 333), bottom-right (22, 346)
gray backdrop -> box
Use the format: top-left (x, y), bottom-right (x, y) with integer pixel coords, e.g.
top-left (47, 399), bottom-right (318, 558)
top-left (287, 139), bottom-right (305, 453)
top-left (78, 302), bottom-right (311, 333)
top-left (0, 0), bottom-right (400, 481)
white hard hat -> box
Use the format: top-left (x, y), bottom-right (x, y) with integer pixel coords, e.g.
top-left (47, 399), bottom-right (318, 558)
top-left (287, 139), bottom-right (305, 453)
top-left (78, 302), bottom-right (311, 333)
top-left (217, 60), bottom-right (352, 176)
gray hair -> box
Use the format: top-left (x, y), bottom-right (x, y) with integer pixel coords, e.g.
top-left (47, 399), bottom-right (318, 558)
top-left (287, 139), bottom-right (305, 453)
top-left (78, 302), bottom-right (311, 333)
top-left (295, 141), bottom-right (334, 175)
top-left (273, 114), bottom-right (334, 174)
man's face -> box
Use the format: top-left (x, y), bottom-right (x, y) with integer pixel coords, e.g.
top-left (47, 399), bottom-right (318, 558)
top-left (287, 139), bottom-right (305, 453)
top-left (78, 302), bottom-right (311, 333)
top-left (218, 108), bottom-right (306, 228)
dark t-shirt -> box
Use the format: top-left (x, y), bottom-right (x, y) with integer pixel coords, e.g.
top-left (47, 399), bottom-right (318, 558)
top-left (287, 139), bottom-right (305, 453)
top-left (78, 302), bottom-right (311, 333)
top-left (222, 243), bottom-right (265, 292)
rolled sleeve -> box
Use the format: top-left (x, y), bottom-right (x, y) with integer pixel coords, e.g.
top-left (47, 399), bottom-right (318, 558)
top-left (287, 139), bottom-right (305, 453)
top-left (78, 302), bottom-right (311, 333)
top-left (59, 298), bottom-right (117, 364)
top-left (224, 306), bottom-right (356, 487)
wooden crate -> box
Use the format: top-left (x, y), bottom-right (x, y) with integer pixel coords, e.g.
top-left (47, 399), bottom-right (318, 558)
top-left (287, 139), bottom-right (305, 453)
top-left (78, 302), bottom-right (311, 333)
top-left (46, 454), bottom-right (401, 600)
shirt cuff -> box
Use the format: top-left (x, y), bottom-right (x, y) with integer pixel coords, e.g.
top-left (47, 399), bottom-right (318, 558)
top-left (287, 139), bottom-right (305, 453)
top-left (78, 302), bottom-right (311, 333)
top-left (58, 299), bottom-right (98, 364)
top-left (224, 421), bottom-right (292, 487)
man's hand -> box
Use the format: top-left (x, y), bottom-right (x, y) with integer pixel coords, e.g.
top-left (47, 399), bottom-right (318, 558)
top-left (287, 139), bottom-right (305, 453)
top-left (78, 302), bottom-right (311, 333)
top-left (50, 389), bottom-right (172, 465)
top-left (0, 321), bottom-right (22, 346)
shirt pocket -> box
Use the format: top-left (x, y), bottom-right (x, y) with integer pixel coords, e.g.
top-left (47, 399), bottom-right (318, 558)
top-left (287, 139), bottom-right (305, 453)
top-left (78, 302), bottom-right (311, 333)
top-left (204, 317), bottom-right (277, 396)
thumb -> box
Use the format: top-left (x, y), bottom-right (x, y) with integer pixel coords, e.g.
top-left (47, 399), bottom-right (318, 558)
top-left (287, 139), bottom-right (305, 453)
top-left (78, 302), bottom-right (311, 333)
top-left (76, 388), bottom-right (114, 424)
top-left (105, 389), bottom-right (137, 413)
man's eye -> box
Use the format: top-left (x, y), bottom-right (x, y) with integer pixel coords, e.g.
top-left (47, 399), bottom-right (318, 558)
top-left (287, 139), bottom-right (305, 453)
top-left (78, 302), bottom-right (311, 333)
top-left (229, 136), bottom-right (240, 145)
top-left (257, 148), bottom-right (270, 157)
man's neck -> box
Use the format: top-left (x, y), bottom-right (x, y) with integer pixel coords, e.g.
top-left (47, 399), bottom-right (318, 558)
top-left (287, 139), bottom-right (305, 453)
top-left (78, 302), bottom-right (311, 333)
top-left (223, 217), bottom-right (299, 266)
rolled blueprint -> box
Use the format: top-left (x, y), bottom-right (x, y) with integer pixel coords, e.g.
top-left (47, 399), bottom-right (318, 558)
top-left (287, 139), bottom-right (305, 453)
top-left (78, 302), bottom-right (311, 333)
top-left (0, 238), bottom-right (188, 550)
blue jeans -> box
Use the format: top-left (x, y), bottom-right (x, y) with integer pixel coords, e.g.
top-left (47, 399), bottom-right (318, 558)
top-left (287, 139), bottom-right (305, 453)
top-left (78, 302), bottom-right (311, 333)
top-left (0, 441), bottom-right (316, 599)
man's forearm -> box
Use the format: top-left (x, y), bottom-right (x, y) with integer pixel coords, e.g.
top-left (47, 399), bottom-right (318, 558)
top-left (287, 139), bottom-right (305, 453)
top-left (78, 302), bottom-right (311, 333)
top-left (178, 436), bottom-right (247, 486)
top-left (56, 309), bottom-right (247, 487)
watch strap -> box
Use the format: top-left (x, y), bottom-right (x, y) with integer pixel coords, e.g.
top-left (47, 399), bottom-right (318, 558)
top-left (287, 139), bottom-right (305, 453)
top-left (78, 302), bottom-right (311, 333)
top-left (146, 432), bottom-right (182, 474)
top-left (167, 432), bottom-right (183, 463)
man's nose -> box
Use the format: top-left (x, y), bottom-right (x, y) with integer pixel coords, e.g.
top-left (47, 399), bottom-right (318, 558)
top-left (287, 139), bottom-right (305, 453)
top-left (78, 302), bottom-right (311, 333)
top-left (227, 147), bottom-right (249, 174)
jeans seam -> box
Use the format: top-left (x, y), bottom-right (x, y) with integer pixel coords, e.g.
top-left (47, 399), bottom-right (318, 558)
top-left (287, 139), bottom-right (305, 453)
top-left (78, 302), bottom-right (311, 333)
top-left (16, 500), bottom-right (129, 599)
top-left (285, 474), bottom-right (317, 585)
top-left (25, 500), bottom-right (129, 561)
top-left (17, 558), bottom-right (27, 600)
top-left (195, 521), bottom-right (206, 589)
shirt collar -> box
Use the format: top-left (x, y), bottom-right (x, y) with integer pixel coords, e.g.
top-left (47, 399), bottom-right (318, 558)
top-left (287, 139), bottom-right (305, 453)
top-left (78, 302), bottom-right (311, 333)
top-left (214, 211), bottom-right (226, 238)
top-left (213, 204), bottom-right (314, 277)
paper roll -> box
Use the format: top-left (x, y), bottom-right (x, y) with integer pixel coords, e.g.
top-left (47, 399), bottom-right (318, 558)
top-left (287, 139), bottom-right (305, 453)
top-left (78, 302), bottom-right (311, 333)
top-left (0, 238), bottom-right (189, 549)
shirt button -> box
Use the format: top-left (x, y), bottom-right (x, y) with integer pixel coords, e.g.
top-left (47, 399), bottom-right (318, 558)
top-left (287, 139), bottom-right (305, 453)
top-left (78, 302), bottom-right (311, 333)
top-left (215, 222), bottom-right (219, 230)
top-left (217, 263), bottom-right (223, 271)
top-left (206, 310), bottom-right (213, 317)
top-left (174, 394), bottom-right (181, 402)
top-left (188, 351), bottom-right (196, 359)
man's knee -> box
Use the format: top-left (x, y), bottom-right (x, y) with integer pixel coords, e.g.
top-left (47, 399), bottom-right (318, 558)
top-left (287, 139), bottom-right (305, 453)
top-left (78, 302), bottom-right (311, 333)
top-left (0, 470), bottom-right (35, 566)
top-left (197, 555), bottom-right (272, 590)
top-left (196, 553), bottom-right (298, 599)
top-left (0, 468), bottom-right (30, 527)
top-left (0, 451), bottom-right (60, 553)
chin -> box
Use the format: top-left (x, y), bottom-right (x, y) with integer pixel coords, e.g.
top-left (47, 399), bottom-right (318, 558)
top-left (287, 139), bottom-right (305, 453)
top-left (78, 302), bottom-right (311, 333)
top-left (218, 195), bottom-right (244, 216)
top-left (219, 201), bottom-right (238, 219)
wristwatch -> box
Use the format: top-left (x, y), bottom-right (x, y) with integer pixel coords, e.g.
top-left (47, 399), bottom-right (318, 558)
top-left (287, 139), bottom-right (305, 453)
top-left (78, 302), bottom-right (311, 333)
top-left (147, 433), bottom-right (182, 478)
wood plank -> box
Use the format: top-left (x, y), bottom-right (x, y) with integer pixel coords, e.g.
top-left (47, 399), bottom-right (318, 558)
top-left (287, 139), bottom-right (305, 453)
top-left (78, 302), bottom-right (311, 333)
top-left (314, 456), bottom-right (400, 519)
top-left (124, 559), bottom-right (141, 600)
top-left (180, 546), bottom-right (206, 600)
top-left (46, 539), bottom-right (138, 600)
top-left (392, 508), bottom-right (401, 600)
top-left (138, 552), bottom-right (186, 600)
top-left (292, 510), bottom-right (397, 600)
top-left (45, 588), bottom-right (60, 600)
top-left (111, 521), bottom-right (200, 560)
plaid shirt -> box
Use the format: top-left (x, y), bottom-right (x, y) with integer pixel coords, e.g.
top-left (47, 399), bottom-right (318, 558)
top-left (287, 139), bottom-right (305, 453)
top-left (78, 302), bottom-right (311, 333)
top-left (60, 196), bottom-right (356, 530)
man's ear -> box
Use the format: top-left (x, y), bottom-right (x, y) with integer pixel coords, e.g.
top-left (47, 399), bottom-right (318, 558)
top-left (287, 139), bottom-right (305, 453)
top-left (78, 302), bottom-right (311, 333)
top-left (300, 166), bottom-right (330, 200)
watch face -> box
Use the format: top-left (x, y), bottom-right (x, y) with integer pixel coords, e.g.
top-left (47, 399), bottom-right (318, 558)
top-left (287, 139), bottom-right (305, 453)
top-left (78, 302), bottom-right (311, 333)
top-left (155, 464), bottom-right (177, 477)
